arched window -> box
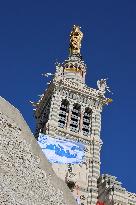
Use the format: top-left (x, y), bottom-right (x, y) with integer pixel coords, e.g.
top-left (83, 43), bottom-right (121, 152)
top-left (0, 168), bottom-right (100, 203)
top-left (70, 103), bottom-right (81, 133)
top-left (58, 99), bottom-right (69, 128)
top-left (82, 108), bottom-right (92, 136)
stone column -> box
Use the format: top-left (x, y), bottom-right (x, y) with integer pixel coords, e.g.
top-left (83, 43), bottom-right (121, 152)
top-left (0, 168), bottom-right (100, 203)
top-left (66, 104), bottom-right (73, 129)
top-left (91, 110), bottom-right (101, 138)
top-left (87, 139), bottom-right (101, 205)
top-left (91, 111), bottom-right (96, 136)
top-left (88, 111), bottom-right (92, 137)
top-left (87, 109), bottom-right (102, 205)
top-left (79, 106), bottom-right (85, 134)
top-left (48, 92), bottom-right (62, 135)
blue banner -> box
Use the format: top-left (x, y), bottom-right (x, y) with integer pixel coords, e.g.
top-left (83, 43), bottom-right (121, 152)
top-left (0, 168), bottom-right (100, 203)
top-left (38, 133), bottom-right (85, 164)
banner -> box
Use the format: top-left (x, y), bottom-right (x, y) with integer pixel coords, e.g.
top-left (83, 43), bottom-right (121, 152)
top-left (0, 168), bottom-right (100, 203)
top-left (38, 133), bottom-right (85, 164)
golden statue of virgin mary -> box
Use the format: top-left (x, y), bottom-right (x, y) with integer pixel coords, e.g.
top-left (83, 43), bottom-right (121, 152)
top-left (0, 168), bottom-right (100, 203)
top-left (69, 25), bottom-right (83, 55)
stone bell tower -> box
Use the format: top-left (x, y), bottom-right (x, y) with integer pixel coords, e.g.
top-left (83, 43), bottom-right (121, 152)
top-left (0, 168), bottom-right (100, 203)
top-left (33, 25), bottom-right (111, 205)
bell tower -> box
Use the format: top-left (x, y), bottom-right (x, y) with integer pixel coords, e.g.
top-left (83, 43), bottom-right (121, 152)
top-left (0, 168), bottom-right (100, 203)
top-left (33, 25), bottom-right (111, 205)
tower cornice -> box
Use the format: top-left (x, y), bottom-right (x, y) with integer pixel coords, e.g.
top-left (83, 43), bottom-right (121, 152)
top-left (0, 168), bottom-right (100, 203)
top-left (54, 78), bottom-right (111, 106)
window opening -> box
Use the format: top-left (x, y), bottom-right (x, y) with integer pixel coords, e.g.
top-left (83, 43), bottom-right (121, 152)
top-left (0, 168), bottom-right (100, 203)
top-left (82, 108), bottom-right (92, 136)
top-left (58, 99), bottom-right (69, 128)
top-left (70, 103), bottom-right (81, 133)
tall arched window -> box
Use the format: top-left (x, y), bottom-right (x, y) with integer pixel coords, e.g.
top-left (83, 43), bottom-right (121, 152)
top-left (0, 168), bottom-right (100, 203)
top-left (82, 108), bottom-right (92, 136)
top-left (70, 103), bottom-right (81, 133)
top-left (58, 99), bottom-right (69, 128)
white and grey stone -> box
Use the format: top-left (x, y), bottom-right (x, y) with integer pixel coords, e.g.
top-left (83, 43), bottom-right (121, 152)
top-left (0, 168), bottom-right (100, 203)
top-left (0, 96), bottom-right (77, 205)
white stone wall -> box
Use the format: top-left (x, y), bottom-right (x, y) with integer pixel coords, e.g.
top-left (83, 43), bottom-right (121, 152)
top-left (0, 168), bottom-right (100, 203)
top-left (0, 96), bottom-right (77, 205)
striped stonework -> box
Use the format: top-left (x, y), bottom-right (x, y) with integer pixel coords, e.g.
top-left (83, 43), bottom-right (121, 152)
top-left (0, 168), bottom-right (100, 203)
top-left (33, 27), bottom-right (111, 205)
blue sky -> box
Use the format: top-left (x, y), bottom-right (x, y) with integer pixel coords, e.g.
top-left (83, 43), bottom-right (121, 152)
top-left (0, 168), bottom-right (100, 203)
top-left (0, 0), bottom-right (136, 193)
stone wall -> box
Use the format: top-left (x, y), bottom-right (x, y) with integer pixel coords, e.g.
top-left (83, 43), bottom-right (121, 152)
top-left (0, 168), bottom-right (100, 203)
top-left (0, 96), bottom-right (77, 205)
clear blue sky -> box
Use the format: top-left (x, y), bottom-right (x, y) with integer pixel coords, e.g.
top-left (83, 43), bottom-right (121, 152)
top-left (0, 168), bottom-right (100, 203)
top-left (0, 0), bottom-right (136, 193)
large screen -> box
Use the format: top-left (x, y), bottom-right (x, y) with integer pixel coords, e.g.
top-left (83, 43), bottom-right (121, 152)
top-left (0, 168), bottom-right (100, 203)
top-left (38, 133), bottom-right (85, 164)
